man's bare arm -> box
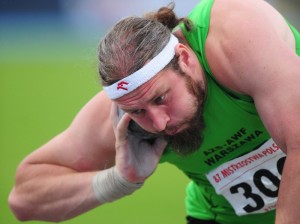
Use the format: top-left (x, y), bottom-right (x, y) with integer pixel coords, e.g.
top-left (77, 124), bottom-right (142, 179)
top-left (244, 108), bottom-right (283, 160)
top-left (207, 0), bottom-right (300, 223)
top-left (8, 92), bottom-right (116, 222)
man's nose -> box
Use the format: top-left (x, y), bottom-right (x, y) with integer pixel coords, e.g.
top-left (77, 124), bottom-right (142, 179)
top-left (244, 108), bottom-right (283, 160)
top-left (148, 107), bottom-right (170, 132)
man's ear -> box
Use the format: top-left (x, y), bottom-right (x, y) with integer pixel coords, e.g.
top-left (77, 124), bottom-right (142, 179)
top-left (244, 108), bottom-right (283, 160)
top-left (175, 43), bottom-right (194, 73)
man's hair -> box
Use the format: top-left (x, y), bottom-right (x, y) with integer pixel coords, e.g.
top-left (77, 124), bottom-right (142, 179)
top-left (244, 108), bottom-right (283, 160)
top-left (98, 3), bottom-right (192, 86)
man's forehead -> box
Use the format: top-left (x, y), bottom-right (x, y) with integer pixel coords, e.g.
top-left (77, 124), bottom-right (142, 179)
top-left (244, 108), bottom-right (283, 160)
top-left (115, 75), bottom-right (162, 105)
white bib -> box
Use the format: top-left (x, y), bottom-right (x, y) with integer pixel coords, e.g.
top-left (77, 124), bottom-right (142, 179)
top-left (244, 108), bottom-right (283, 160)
top-left (206, 139), bottom-right (286, 216)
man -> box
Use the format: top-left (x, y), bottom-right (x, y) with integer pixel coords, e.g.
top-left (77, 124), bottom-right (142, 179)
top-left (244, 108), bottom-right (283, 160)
top-left (8, 0), bottom-right (300, 223)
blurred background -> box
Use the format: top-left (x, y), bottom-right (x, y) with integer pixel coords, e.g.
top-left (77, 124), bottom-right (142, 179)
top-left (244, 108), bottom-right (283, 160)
top-left (0, 0), bottom-right (299, 223)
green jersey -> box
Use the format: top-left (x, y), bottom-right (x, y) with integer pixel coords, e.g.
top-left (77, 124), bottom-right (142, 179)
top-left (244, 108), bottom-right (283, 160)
top-left (160, 0), bottom-right (300, 223)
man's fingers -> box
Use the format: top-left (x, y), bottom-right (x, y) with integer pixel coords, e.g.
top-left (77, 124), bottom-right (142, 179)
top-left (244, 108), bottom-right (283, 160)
top-left (116, 113), bottom-right (131, 143)
top-left (109, 102), bottom-right (119, 132)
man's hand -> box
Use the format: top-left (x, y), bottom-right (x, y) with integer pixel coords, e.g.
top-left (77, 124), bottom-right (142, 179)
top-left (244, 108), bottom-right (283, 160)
top-left (111, 103), bottom-right (167, 183)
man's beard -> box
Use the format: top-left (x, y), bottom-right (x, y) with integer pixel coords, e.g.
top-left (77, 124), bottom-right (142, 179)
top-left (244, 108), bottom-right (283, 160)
top-left (164, 78), bottom-right (206, 156)
top-left (127, 74), bottom-right (206, 156)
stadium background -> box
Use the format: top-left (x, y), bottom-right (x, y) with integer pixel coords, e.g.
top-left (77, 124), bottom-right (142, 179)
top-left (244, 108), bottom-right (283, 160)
top-left (1, 0), bottom-right (299, 223)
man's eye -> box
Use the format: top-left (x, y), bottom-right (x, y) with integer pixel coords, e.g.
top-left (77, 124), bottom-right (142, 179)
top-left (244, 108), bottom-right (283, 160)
top-left (154, 95), bottom-right (165, 104)
top-left (131, 109), bottom-right (144, 115)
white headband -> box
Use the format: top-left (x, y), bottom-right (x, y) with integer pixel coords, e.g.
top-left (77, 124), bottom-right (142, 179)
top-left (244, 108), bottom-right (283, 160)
top-left (103, 34), bottom-right (179, 100)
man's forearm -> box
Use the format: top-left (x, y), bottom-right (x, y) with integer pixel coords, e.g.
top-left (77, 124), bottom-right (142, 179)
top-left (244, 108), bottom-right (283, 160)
top-left (9, 163), bottom-right (101, 222)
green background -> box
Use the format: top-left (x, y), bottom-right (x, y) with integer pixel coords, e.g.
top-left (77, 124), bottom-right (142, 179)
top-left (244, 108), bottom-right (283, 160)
top-left (0, 19), bottom-right (189, 223)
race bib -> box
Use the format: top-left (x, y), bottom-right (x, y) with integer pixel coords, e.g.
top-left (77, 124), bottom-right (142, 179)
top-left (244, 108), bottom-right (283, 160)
top-left (206, 139), bottom-right (286, 216)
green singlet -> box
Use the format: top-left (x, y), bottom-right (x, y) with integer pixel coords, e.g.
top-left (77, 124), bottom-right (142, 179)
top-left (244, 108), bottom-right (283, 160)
top-left (160, 0), bottom-right (300, 223)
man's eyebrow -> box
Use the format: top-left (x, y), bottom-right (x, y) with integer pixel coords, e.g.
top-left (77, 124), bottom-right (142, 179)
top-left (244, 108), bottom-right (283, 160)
top-left (148, 93), bottom-right (158, 103)
top-left (147, 86), bottom-right (167, 103)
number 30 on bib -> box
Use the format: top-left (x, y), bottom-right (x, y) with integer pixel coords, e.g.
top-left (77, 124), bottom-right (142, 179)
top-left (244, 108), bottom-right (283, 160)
top-left (206, 139), bottom-right (286, 216)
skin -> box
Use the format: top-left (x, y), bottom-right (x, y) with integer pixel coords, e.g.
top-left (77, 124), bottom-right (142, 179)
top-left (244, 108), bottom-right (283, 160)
top-left (115, 47), bottom-right (205, 136)
top-left (8, 0), bottom-right (300, 223)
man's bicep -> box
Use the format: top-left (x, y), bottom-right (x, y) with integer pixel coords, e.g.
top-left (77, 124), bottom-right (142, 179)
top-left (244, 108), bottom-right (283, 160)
top-left (66, 91), bottom-right (116, 170)
top-left (253, 77), bottom-right (300, 153)
top-left (23, 92), bottom-right (116, 172)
